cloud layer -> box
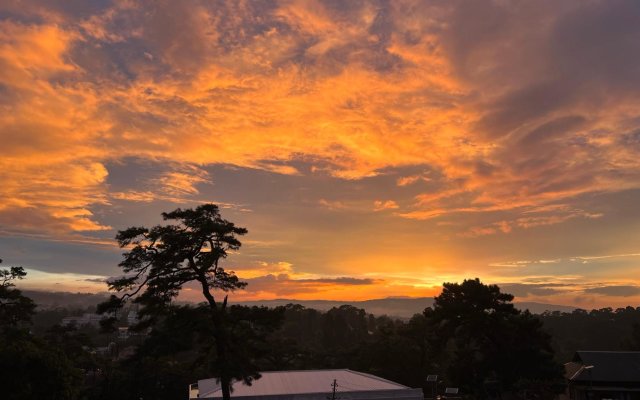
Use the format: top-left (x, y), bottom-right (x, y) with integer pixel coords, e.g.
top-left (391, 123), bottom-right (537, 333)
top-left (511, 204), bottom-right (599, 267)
top-left (2, 0), bottom-right (640, 305)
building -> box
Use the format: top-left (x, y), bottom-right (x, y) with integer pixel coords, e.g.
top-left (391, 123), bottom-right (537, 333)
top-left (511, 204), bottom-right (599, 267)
top-left (566, 351), bottom-right (640, 400)
top-left (189, 369), bottom-right (423, 400)
top-left (127, 310), bottom-right (139, 326)
top-left (117, 326), bottom-right (130, 340)
top-left (61, 313), bottom-right (107, 327)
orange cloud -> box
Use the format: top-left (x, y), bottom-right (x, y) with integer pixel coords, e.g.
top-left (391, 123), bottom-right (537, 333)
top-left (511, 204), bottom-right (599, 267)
top-left (2, 1), bottom-right (640, 306)
top-left (397, 174), bottom-right (430, 187)
top-left (373, 200), bottom-right (399, 211)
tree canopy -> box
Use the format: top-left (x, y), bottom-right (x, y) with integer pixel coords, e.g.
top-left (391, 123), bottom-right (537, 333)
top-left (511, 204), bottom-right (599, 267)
top-left (100, 204), bottom-right (247, 315)
top-left (98, 304), bottom-right (284, 400)
top-left (425, 278), bottom-right (564, 399)
top-left (0, 259), bottom-right (36, 331)
top-left (98, 204), bottom-right (249, 400)
top-left (0, 259), bottom-right (81, 400)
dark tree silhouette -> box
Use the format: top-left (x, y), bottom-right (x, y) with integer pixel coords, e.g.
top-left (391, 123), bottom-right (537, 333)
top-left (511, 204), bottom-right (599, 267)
top-left (541, 306), bottom-right (640, 359)
top-left (0, 259), bottom-right (81, 399)
top-left (98, 204), bottom-right (248, 400)
top-left (96, 304), bottom-right (283, 400)
top-left (624, 322), bottom-right (640, 350)
top-left (425, 278), bottom-right (564, 399)
top-left (0, 259), bottom-right (36, 331)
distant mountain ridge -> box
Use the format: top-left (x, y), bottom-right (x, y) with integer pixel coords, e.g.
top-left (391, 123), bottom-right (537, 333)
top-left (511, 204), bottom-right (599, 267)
top-left (22, 290), bottom-right (576, 317)
top-left (23, 290), bottom-right (109, 309)
top-left (233, 297), bottom-right (576, 318)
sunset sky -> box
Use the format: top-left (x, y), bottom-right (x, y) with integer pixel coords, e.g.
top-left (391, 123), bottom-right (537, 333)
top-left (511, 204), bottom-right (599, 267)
top-left (2, 0), bottom-right (640, 308)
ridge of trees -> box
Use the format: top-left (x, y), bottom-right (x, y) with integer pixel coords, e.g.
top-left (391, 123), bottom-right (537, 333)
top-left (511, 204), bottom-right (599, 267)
top-left (0, 259), bottom-right (82, 400)
top-left (97, 204), bottom-right (250, 400)
top-left (5, 272), bottom-right (640, 399)
top-left (3, 204), bottom-right (640, 399)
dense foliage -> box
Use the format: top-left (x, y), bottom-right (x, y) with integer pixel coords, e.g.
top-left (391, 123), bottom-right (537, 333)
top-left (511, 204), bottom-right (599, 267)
top-left (98, 204), bottom-right (249, 400)
top-left (0, 260), bottom-right (36, 330)
top-left (94, 304), bottom-right (284, 400)
top-left (5, 284), bottom-right (640, 399)
top-left (424, 279), bottom-right (564, 398)
top-left (0, 260), bottom-right (82, 400)
top-left (540, 306), bottom-right (640, 361)
top-left (3, 208), bottom-right (640, 400)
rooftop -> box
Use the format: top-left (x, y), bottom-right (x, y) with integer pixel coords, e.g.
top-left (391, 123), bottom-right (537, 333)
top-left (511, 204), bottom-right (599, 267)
top-left (569, 351), bottom-right (640, 383)
top-left (194, 369), bottom-right (417, 399)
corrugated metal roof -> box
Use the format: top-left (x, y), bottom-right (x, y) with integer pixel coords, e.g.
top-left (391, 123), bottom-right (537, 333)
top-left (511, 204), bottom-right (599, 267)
top-left (198, 369), bottom-right (410, 398)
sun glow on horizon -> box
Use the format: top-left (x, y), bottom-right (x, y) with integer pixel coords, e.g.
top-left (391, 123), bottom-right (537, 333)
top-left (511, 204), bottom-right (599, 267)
top-left (3, 0), bottom-right (640, 308)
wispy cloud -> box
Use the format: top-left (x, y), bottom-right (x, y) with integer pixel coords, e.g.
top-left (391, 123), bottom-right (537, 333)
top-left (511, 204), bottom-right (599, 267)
top-left (373, 200), bottom-right (399, 211)
top-left (584, 285), bottom-right (640, 297)
top-left (2, 1), bottom-right (640, 305)
top-left (3, 0), bottom-right (640, 237)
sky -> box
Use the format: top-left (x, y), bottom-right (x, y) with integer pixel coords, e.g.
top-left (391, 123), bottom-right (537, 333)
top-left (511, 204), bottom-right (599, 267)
top-left (1, 0), bottom-right (640, 308)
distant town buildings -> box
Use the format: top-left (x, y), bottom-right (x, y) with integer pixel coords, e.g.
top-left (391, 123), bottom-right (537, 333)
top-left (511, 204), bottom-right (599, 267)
top-left (60, 308), bottom-right (146, 353)
top-left (127, 310), bottom-right (139, 326)
top-left (61, 313), bottom-right (107, 327)
top-left (117, 326), bottom-right (130, 340)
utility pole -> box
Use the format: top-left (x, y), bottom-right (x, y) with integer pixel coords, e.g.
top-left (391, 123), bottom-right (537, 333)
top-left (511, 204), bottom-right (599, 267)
top-left (327, 379), bottom-right (339, 400)
top-left (426, 375), bottom-right (438, 399)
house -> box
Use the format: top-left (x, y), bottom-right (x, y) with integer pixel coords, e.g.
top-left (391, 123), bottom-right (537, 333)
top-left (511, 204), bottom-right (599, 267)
top-left (566, 351), bottom-right (640, 400)
top-left (189, 369), bottom-right (424, 400)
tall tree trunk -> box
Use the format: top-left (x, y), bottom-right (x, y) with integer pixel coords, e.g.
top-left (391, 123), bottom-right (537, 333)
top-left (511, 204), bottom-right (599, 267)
top-left (213, 318), bottom-right (231, 400)
top-left (199, 276), bottom-right (232, 400)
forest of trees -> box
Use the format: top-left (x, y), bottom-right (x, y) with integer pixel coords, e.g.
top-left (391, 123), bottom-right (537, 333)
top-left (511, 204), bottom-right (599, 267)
top-left (2, 205), bottom-right (640, 399)
top-left (3, 272), bottom-right (640, 399)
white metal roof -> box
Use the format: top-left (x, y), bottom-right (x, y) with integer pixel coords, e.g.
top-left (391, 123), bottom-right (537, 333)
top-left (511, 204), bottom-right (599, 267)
top-left (197, 369), bottom-right (410, 398)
